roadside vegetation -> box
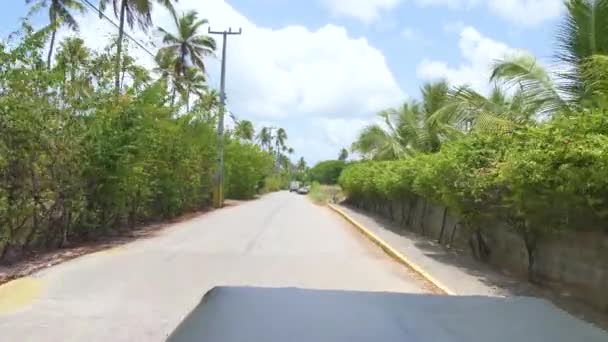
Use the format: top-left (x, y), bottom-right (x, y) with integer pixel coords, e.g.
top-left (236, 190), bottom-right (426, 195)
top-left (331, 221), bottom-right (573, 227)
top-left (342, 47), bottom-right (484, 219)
top-left (308, 160), bottom-right (347, 185)
top-left (308, 183), bottom-right (344, 205)
top-left (0, 2), bottom-right (302, 261)
top-left (340, 0), bottom-right (608, 278)
top-left (304, 150), bottom-right (350, 204)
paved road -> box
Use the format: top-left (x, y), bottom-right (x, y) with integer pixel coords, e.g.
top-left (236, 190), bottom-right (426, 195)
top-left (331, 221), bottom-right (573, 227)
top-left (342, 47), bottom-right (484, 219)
top-left (0, 191), bottom-right (428, 342)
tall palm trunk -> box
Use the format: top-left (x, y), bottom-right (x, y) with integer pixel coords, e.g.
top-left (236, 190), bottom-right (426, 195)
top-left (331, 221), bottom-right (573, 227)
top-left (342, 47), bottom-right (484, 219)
top-left (275, 141), bottom-right (281, 170)
top-left (186, 89), bottom-right (190, 111)
top-left (175, 46), bottom-right (187, 107)
top-left (180, 45), bottom-right (187, 76)
top-left (114, 0), bottom-right (127, 94)
top-left (47, 28), bottom-right (57, 69)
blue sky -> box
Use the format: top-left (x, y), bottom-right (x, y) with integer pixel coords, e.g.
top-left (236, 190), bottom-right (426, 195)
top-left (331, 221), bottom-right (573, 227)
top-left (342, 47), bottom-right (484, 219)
top-left (2, 0), bottom-right (565, 163)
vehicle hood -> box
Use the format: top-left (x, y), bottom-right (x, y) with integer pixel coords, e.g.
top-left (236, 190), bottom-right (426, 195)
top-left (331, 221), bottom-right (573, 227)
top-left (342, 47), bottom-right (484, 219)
top-left (167, 286), bottom-right (607, 342)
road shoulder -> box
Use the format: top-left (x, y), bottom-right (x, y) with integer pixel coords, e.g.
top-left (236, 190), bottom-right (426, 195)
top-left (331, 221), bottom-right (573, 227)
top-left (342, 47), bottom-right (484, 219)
top-left (330, 202), bottom-right (608, 331)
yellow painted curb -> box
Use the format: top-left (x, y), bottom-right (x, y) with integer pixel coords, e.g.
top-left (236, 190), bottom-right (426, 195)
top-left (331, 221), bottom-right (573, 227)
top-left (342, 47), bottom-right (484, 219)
top-left (328, 203), bottom-right (456, 296)
top-left (0, 277), bottom-right (45, 313)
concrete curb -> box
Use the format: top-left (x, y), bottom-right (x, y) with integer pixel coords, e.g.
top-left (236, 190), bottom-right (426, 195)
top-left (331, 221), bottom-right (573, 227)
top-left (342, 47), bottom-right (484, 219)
top-left (328, 203), bottom-right (456, 296)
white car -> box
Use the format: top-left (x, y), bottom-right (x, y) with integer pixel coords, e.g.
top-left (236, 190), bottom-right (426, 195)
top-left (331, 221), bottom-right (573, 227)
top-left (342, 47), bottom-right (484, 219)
top-left (289, 181), bottom-right (300, 192)
top-left (297, 186), bottom-right (310, 194)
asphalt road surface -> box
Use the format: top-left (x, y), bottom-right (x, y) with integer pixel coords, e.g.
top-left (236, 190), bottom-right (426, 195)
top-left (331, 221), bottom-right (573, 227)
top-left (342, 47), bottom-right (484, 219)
top-left (0, 191), bottom-right (428, 342)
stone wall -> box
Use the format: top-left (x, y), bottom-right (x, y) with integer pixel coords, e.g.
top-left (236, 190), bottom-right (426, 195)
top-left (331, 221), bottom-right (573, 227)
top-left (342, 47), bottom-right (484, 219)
top-left (348, 196), bottom-right (608, 312)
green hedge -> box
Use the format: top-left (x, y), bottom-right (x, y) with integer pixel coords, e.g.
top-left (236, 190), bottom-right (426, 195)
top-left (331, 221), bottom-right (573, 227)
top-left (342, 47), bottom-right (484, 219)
top-left (0, 25), bottom-right (278, 259)
top-left (340, 111), bottom-right (608, 238)
top-left (224, 141), bottom-right (274, 199)
top-left (308, 160), bottom-right (347, 184)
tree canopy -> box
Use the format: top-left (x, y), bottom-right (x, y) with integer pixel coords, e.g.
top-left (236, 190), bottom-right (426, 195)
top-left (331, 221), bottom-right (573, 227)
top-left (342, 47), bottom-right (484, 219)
top-left (342, 0), bottom-right (608, 279)
top-left (0, 14), bottom-right (294, 261)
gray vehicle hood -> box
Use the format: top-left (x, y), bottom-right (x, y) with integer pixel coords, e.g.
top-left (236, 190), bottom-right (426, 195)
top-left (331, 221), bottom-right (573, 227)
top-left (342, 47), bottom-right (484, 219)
top-left (167, 286), bottom-right (607, 342)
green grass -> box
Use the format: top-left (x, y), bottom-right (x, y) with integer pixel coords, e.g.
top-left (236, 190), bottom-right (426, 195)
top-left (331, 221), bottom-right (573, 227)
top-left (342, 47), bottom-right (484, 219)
top-left (308, 183), bottom-right (344, 205)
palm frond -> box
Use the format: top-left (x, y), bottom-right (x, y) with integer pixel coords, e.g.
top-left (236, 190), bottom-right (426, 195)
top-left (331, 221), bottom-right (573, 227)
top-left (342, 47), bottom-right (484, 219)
top-left (190, 35), bottom-right (216, 52)
top-left (421, 80), bottom-right (449, 117)
top-left (557, 0), bottom-right (608, 103)
top-left (158, 27), bottom-right (181, 44)
top-left (158, 9), bottom-right (215, 76)
top-left (491, 54), bottom-right (568, 114)
top-left (580, 53), bottom-right (608, 108)
top-left (557, 0), bottom-right (608, 66)
top-left (189, 18), bottom-right (210, 38)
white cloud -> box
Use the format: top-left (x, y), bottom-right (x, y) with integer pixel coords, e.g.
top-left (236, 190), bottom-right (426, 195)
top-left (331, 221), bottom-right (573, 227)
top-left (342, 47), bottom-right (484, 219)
top-left (415, 0), bottom-right (563, 27)
top-left (287, 117), bottom-right (371, 163)
top-left (224, 24), bottom-right (404, 120)
top-left (487, 0), bottom-right (564, 27)
top-left (319, 118), bottom-right (371, 148)
top-left (415, 0), bottom-right (479, 9)
top-left (60, 0), bottom-right (404, 163)
top-left (416, 26), bottom-right (525, 92)
top-left (320, 0), bottom-right (402, 23)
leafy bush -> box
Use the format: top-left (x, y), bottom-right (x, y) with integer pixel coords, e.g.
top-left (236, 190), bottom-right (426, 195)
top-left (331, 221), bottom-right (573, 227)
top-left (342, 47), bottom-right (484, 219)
top-left (0, 25), bottom-right (279, 259)
top-left (260, 174), bottom-right (289, 193)
top-left (498, 112), bottom-right (608, 234)
top-left (308, 182), bottom-right (342, 204)
top-left (340, 111), bottom-right (608, 239)
top-left (308, 160), bottom-right (347, 184)
top-left (340, 114), bottom-right (608, 275)
top-left (224, 140), bottom-right (274, 199)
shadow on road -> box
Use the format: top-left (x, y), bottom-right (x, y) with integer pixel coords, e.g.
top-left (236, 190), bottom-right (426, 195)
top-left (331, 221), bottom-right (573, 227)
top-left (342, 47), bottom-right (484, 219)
top-left (341, 204), bottom-right (608, 331)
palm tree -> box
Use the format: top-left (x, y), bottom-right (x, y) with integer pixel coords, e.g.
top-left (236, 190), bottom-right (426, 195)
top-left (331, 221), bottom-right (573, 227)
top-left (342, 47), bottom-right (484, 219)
top-left (429, 83), bottom-right (541, 136)
top-left (154, 48), bottom-right (176, 78)
top-left (154, 48), bottom-right (179, 104)
top-left (418, 81), bottom-right (450, 152)
top-left (273, 128), bottom-right (288, 169)
top-left (192, 89), bottom-right (221, 122)
top-left (338, 148), bottom-right (348, 161)
top-left (297, 157), bottom-right (307, 172)
top-left (157, 10), bottom-right (216, 79)
top-left (55, 37), bottom-right (90, 82)
top-left (274, 128), bottom-right (287, 153)
top-left (351, 110), bottom-right (409, 160)
top-left (582, 54), bottom-right (608, 105)
top-left (491, 0), bottom-right (608, 113)
top-left (99, 0), bottom-right (177, 92)
top-left (27, 0), bottom-right (86, 69)
top-left (257, 127), bottom-right (273, 152)
top-left (177, 66), bottom-right (207, 111)
top-left (235, 120), bottom-right (254, 141)
top-left (55, 37), bottom-right (93, 103)
top-left (352, 81), bottom-right (450, 160)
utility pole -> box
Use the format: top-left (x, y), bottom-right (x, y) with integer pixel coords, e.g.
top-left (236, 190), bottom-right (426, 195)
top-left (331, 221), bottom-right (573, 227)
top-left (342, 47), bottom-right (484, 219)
top-left (209, 27), bottom-right (242, 208)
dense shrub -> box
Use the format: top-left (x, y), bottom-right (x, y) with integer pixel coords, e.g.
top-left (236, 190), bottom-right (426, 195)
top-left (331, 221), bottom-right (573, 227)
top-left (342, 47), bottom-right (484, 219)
top-left (0, 25), bottom-right (278, 260)
top-left (340, 113), bottom-right (608, 275)
top-left (260, 174), bottom-right (289, 193)
top-left (224, 140), bottom-right (274, 199)
top-left (340, 111), bottom-right (608, 239)
top-left (498, 113), bottom-right (608, 233)
top-left (308, 160), bottom-right (347, 184)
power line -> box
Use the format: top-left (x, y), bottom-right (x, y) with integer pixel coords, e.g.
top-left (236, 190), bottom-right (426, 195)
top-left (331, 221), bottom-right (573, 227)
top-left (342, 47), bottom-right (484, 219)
top-left (79, 0), bottom-right (156, 58)
top-left (79, 0), bottom-right (219, 86)
top-left (79, 0), bottom-right (226, 111)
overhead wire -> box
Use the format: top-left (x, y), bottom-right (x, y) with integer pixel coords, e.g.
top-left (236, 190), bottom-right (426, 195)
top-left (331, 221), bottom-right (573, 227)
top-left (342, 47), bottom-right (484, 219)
top-left (79, 0), bottom-right (226, 118)
top-left (79, 0), bottom-right (156, 58)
